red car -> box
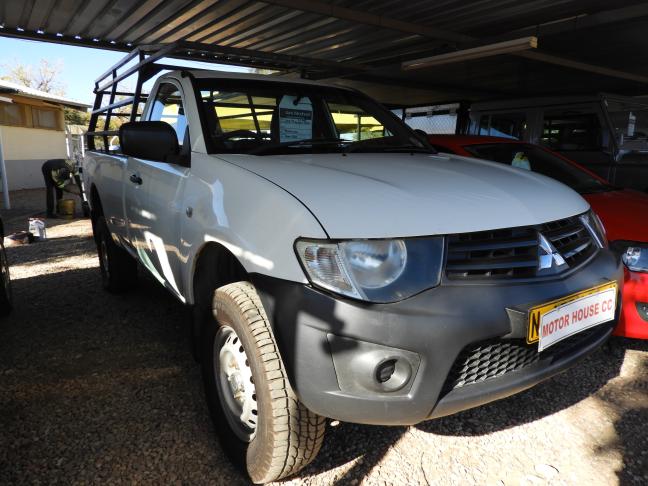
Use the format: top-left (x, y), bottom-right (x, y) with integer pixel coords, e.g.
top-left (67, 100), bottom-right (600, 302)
top-left (429, 135), bottom-right (648, 339)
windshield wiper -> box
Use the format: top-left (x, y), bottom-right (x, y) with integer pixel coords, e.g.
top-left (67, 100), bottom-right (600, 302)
top-left (576, 183), bottom-right (617, 194)
top-left (248, 138), bottom-right (350, 155)
top-left (344, 142), bottom-right (433, 154)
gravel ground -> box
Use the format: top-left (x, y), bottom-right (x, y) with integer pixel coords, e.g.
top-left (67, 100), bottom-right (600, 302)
top-left (1, 189), bottom-right (647, 485)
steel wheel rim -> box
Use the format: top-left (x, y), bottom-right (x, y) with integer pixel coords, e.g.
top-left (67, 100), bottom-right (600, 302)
top-left (214, 325), bottom-right (258, 442)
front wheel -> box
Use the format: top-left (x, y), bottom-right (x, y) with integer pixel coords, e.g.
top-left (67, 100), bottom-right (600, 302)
top-left (202, 281), bottom-right (325, 484)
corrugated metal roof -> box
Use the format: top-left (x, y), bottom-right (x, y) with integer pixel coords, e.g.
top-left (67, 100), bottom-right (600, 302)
top-left (1, 1), bottom-right (648, 104)
top-left (0, 79), bottom-right (90, 108)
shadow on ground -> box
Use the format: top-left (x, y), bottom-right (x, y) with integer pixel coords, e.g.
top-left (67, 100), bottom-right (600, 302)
top-left (592, 339), bottom-right (648, 485)
top-left (293, 340), bottom-right (628, 485)
top-left (417, 341), bottom-right (625, 437)
top-left (0, 267), bottom-right (246, 485)
top-left (0, 209), bottom-right (644, 485)
top-left (5, 234), bottom-right (94, 266)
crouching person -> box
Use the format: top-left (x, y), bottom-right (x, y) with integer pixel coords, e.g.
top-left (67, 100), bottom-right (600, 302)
top-left (41, 158), bottom-right (82, 218)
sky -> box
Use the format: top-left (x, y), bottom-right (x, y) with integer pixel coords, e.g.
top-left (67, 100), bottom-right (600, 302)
top-left (0, 37), bottom-right (252, 106)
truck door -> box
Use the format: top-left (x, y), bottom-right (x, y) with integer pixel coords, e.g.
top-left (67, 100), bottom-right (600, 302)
top-left (125, 81), bottom-right (190, 299)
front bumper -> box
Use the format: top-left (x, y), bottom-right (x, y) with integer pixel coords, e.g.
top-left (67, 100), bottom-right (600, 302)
top-left (614, 268), bottom-right (648, 339)
top-left (252, 249), bottom-right (622, 426)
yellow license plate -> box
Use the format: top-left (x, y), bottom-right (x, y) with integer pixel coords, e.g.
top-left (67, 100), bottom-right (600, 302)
top-left (527, 281), bottom-right (618, 347)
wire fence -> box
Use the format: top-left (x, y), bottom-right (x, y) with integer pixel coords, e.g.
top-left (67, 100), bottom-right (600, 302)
top-left (394, 103), bottom-right (459, 134)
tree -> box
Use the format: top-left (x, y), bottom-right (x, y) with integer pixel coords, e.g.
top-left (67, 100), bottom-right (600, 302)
top-left (64, 106), bottom-right (90, 126)
top-left (1, 58), bottom-right (90, 127)
top-left (1, 58), bottom-right (67, 95)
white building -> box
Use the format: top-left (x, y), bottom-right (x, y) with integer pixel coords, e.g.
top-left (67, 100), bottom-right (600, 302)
top-left (0, 79), bottom-right (90, 191)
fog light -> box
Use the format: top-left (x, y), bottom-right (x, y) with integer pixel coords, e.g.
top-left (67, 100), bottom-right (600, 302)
top-left (637, 302), bottom-right (648, 322)
top-left (327, 334), bottom-right (420, 395)
top-left (372, 357), bottom-right (412, 392)
top-left (376, 359), bottom-right (397, 383)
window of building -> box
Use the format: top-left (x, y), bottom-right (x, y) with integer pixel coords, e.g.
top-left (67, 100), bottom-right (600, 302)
top-left (0, 102), bottom-right (28, 127)
top-left (0, 101), bottom-right (62, 130)
top-left (32, 107), bottom-right (60, 130)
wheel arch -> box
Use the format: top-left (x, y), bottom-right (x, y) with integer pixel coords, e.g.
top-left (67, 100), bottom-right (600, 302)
top-left (89, 184), bottom-right (103, 243)
top-left (89, 183), bottom-right (103, 215)
top-left (189, 241), bottom-right (250, 361)
top-left (189, 241), bottom-right (248, 305)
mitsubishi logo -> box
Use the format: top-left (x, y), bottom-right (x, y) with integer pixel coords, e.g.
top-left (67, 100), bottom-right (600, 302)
top-left (538, 233), bottom-right (568, 273)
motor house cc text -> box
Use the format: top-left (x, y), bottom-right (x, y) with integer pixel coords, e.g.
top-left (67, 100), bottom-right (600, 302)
top-left (541, 297), bottom-right (615, 338)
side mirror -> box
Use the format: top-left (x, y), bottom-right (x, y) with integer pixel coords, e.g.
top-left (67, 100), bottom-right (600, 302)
top-left (120, 121), bottom-right (179, 162)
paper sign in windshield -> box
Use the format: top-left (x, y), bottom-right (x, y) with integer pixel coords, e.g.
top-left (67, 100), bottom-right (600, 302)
top-left (279, 95), bottom-right (313, 142)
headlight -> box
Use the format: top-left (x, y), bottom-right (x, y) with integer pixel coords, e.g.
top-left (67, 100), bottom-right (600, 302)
top-left (580, 210), bottom-right (608, 248)
top-left (622, 246), bottom-right (648, 272)
top-left (295, 237), bottom-right (444, 303)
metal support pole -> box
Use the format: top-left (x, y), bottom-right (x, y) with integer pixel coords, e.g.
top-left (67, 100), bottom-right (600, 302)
top-left (0, 129), bottom-right (11, 209)
top-left (65, 127), bottom-right (71, 158)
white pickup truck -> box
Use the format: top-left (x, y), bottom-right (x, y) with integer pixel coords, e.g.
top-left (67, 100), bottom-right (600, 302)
top-left (84, 68), bottom-right (622, 483)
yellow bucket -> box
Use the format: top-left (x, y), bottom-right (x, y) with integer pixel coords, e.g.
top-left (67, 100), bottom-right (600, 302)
top-left (57, 198), bottom-right (76, 219)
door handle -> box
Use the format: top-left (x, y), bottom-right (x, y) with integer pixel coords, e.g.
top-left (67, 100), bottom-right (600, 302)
top-left (129, 174), bottom-right (143, 185)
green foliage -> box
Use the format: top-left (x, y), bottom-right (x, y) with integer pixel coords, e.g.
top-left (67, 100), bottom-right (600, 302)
top-left (64, 107), bottom-right (90, 127)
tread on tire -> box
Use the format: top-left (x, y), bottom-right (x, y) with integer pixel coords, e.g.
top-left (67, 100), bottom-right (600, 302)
top-left (202, 281), bottom-right (326, 484)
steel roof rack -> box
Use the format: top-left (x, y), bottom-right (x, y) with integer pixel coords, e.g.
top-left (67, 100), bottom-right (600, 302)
top-left (86, 41), bottom-right (365, 151)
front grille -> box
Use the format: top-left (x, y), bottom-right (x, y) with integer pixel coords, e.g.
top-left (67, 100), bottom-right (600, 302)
top-left (440, 323), bottom-right (611, 395)
top-left (445, 215), bottom-right (597, 280)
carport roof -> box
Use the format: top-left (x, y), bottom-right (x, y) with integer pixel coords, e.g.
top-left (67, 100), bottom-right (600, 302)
top-left (2, 1), bottom-right (648, 104)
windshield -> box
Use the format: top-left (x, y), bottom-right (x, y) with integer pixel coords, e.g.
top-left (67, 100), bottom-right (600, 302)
top-left (194, 78), bottom-right (431, 155)
top-left (464, 143), bottom-right (613, 194)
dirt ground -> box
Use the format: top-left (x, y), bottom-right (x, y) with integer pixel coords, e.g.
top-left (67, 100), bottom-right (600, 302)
top-left (0, 189), bottom-right (646, 485)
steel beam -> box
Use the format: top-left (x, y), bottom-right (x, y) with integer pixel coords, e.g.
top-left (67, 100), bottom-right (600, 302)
top-left (499, 3), bottom-right (648, 42)
top-left (0, 28), bottom-right (130, 52)
top-left (259, 0), bottom-right (473, 43)
top-left (516, 50), bottom-right (648, 85)
top-left (403, 37), bottom-right (538, 70)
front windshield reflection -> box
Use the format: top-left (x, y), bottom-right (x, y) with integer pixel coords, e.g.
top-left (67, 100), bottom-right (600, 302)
top-left (194, 79), bottom-right (431, 156)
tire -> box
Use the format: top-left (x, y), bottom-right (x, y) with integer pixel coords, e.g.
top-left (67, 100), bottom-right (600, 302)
top-left (95, 217), bottom-right (137, 292)
top-left (0, 244), bottom-right (13, 316)
top-left (202, 281), bottom-right (326, 483)
top-left (81, 201), bottom-right (91, 218)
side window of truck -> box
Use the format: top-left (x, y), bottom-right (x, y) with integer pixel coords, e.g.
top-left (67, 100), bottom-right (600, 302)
top-left (149, 83), bottom-right (187, 146)
top-left (541, 114), bottom-right (601, 151)
top-left (327, 101), bottom-right (391, 141)
top-left (472, 113), bottom-right (527, 139)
